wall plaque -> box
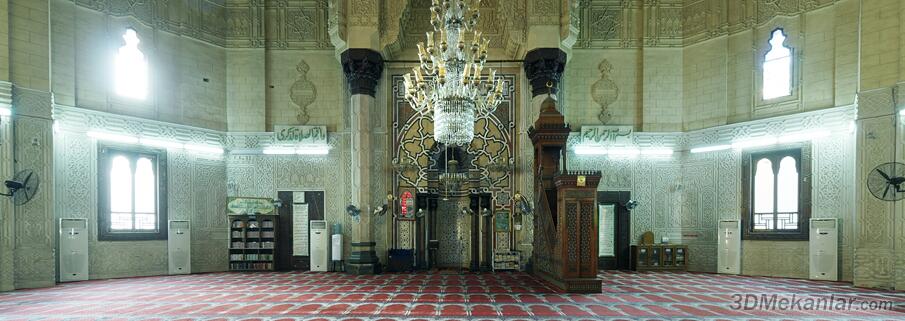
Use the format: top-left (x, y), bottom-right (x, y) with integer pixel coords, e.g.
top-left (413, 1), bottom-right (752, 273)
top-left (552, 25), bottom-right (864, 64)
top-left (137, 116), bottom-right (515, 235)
top-left (293, 204), bottom-right (310, 256)
top-left (580, 125), bottom-right (633, 145)
top-left (227, 197), bottom-right (276, 215)
top-left (274, 125), bottom-right (327, 144)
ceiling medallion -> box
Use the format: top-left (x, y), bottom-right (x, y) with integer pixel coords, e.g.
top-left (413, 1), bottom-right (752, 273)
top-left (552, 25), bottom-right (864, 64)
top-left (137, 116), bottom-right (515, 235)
top-left (403, 0), bottom-right (505, 146)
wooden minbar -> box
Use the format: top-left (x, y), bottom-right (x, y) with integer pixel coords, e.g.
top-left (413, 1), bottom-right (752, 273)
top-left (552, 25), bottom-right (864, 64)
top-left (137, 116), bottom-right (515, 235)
top-left (528, 95), bottom-right (603, 293)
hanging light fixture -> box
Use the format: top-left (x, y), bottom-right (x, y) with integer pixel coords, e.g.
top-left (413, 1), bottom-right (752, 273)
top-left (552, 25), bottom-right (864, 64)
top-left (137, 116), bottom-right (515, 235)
top-left (403, 0), bottom-right (505, 146)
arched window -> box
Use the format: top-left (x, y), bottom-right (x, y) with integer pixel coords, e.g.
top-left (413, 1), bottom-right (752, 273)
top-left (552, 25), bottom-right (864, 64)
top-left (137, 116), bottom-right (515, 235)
top-left (752, 159), bottom-right (775, 230)
top-left (99, 145), bottom-right (167, 241)
top-left (114, 28), bottom-right (148, 99)
top-left (762, 29), bottom-right (792, 100)
top-left (744, 148), bottom-right (809, 240)
top-left (109, 155), bottom-right (133, 230)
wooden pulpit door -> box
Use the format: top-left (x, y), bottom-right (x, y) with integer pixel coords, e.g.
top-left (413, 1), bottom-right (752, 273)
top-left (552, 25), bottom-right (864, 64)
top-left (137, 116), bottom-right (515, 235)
top-left (559, 195), bottom-right (599, 279)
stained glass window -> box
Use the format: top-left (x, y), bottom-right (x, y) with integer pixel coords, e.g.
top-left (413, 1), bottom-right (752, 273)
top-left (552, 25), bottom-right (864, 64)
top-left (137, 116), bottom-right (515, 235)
top-left (763, 29), bottom-right (792, 100)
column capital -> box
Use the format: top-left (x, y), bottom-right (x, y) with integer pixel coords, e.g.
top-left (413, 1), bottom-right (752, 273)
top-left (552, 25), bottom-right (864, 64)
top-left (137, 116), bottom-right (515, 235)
top-left (341, 49), bottom-right (384, 97)
top-left (524, 48), bottom-right (567, 97)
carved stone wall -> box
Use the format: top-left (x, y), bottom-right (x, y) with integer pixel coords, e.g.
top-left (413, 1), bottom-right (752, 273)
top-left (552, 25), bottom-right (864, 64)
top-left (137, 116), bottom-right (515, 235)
top-left (394, 0), bottom-right (526, 59)
top-left (225, 133), bottom-right (353, 259)
top-left (680, 0), bottom-right (857, 131)
top-left (568, 105), bottom-right (855, 277)
top-left (51, 0), bottom-right (229, 130)
top-left (574, 0), bottom-right (683, 49)
top-left (563, 0), bottom-right (857, 133)
top-left (53, 105), bottom-right (229, 279)
top-left (264, 51), bottom-right (345, 131)
top-left (853, 87), bottom-right (902, 289)
top-left (682, 0), bottom-right (836, 46)
top-left (67, 0), bottom-right (332, 50)
top-left (11, 87), bottom-right (55, 289)
top-left (0, 82), bottom-right (14, 291)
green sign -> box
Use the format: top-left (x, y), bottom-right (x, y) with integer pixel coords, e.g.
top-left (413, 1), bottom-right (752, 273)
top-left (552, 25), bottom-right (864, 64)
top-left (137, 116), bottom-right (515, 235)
top-left (274, 125), bottom-right (327, 144)
top-left (495, 211), bottom-right (510, 232)
top-left (227, 197), bottom-right (276, 215)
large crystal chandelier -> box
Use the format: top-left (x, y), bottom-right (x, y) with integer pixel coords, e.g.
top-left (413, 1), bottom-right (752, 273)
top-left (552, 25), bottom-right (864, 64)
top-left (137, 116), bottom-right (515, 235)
top-left (403, 0), bottom-right (505, 146)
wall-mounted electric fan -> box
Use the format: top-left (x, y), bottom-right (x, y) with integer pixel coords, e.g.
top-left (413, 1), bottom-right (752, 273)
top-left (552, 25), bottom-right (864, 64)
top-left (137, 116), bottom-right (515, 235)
top-left (867, 162), bottom-right (905, 201)
top-left (0, 169), bottom-right (40, 205)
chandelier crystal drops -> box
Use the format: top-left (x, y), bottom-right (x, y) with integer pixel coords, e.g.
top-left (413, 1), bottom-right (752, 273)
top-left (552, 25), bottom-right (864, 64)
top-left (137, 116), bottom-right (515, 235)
top-left (403, 0), bottom-right (505, 146)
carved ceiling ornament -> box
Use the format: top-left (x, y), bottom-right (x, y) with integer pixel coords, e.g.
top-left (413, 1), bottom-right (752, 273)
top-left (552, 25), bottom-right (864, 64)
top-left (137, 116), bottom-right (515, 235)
top-left (348, 0), bottom-right (379, 26)
top-left (396, 0), bottom-right (526, 59)
top-left (379, 0), bottom-right (411, 58)
top-left (591, 59), bottom-right (618, 124)
top-left (290, 59), bottom-right (317, 125)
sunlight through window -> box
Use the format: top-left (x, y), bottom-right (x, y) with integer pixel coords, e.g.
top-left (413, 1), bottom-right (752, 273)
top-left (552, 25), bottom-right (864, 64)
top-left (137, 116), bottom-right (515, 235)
top-left (115, 28), bottom-right (148, 99)
top-left (753, 158), bottom-right (775, 230)
top-left (763, 29), bottom-right (792, 100)
top-left (110, 155), bottom-right (133, 230)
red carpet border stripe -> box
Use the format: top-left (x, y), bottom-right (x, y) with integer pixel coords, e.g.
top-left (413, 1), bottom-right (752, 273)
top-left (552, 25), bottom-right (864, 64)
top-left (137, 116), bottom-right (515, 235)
top-left (0, 270), bottom-right (902, 320)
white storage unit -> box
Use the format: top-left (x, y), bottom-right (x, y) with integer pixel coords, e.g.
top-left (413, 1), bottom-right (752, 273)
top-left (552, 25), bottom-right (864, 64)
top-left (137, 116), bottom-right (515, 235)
top-left (59, 218), bottom-right (89, 282)
top-left (168, 220), bottom-right (191, 275)
top-left (331, 233), bottom-right (343, 261)
top-left (717, 219), bottom-right (741, 275)
top-left (310, 220), bottom-right (329, 271)
top-left (809, 218), bottom-right (839, 281)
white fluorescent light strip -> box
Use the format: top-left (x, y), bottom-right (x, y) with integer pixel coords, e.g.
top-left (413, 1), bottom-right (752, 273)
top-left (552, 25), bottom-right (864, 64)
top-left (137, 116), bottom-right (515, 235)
top-left (690, 145), bottom-right (731, 153)
top-left (899, 109), bottom-right (905, 116)
top-left (87, 131), bottom-right (139, 144)
top-left (185, 143), bottom-right (224, 155)
top-left (262, 147), bottom-right (296, 155)
top-left (731, 136), bottom-right (777, 150)
top-left (0, 107), bottom-right (11, 116)
top-left (641, 148), bottom-right (674, 156)
top-left (608, 148), bottom-right (641, 156)
top-left (778, 130), bottom-right (831, 143)
top-left (574, 146), bottom-right (607, 155)
top-left (296, 146), bottom-right (330, 155)
top-left (139, 137), bottom-right (185, 149)
top-left (88, 131), bottom-right (223, 155)
top-left (263, 146), bottom-right (330, 155)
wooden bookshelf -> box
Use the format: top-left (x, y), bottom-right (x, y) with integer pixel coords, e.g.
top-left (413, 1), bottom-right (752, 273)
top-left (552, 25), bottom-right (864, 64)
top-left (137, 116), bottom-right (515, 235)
top-left (630, 244), bottom-right (688, 271)
top-left (229, 215), bottom-right (277, 271)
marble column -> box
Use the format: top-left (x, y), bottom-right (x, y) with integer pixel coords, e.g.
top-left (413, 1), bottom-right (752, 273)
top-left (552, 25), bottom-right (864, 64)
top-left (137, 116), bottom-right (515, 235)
top-left (853, 87), bottom-right (902, 290)
top-left (0, 82), bottom-right (14, 292)
top-left (342, 49), bottom-right (384, 275)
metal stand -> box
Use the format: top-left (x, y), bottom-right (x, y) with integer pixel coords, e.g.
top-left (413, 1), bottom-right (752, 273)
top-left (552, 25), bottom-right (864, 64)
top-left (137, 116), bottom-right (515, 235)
top-left (331, 260), bottom-right (345, 272)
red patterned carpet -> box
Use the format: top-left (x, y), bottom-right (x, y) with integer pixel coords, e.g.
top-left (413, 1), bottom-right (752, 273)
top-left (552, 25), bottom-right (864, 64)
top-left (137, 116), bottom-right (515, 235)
top-left (0, 270), bottom-right (903, 320)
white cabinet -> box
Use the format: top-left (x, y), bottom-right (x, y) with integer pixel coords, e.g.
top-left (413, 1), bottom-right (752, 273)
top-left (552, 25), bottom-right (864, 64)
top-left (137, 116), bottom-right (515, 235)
top-left (809, 218), bottom-right (839, 281)
top-left (60, 218), bottom-right (88, 282)
top-left (310, 220), bottom-right (329, 271)
top-left (168, 220), bottom-right (191, 275)
top-left (717, 219), bottom-right (741, 275)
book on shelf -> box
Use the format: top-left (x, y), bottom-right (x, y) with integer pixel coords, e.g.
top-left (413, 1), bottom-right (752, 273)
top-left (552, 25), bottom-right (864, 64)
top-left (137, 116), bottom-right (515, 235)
top-left (228, 214), bottom-right (278, 271)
